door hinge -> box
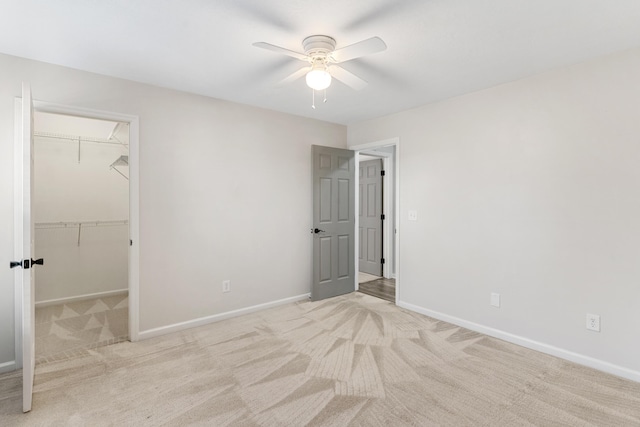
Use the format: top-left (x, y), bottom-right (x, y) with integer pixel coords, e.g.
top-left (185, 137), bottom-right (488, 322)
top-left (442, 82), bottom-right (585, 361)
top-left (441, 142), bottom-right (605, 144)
top-left (381, 214), bottom-right (385, 220)
top-left (381, 170), bottom-right (386, 177)
top-left (381, 258), bottom-right (385, 264)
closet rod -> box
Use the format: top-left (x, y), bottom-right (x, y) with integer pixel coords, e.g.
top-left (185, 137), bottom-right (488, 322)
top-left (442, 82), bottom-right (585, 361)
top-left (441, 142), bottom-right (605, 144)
top-left (34, 131), bottom-right (128, 146)
top-left (35, 220), bottom-right (129, 229)
top-left (36, 220), bottom-right (128, 247)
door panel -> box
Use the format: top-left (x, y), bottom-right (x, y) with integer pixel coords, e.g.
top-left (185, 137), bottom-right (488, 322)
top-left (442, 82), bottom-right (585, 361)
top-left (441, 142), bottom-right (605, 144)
top-left (14, 83), bottom-right (35, 412)
top-left (320, 178), bottom-right (332, 222)
top-left (367, 184), bottom-right (376, 215)
top-left (359, 159), bottom-right (383, 276)
top-left (319, 237), bottom-right (332, 282)
top-left (337, 179), bottom-right (350, 221)
top-left (337, 235), bottom-right (350, 278)
top-left (367, 229), bottom-right (376, 262)
top-left (312, 145), bottom-right (355, 301)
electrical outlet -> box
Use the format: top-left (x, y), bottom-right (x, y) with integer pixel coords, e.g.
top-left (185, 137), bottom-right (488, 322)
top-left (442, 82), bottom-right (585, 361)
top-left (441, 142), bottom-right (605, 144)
top-left (490, 293), bottom-right (500, 307)
top-left (586, 313), bottom-right (600, 332)
top-left (222, 280), bottom-right (231, 293)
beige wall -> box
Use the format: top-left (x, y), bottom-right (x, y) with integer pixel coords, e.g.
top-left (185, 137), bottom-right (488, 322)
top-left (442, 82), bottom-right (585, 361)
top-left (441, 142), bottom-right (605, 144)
top-left (0, 53), bottom-right (347, 368)
top-left (349, 48), bottom-right (640, 379)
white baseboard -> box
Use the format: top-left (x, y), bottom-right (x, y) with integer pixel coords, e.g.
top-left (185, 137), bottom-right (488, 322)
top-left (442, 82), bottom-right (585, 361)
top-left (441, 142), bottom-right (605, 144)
top-left (0, 360), bottom-right (16, 374)
top-left (138, 293), bottom-right (311, 341)
top-left (35, 289), bottom-right (128, 308)
top-left (398, 300), bottom-right (640, 383)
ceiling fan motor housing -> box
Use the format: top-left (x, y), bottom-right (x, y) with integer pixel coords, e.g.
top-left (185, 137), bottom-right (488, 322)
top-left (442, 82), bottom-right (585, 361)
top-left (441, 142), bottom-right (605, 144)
top-left (302, 35), bottom-right (336, 60)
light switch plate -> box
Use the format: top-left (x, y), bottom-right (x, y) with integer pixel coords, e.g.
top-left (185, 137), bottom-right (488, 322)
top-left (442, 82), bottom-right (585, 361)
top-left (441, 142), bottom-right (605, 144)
top-left (408, 210), bottom-right (418, 221)
top-left (490, 293), bottom-right (500, 307)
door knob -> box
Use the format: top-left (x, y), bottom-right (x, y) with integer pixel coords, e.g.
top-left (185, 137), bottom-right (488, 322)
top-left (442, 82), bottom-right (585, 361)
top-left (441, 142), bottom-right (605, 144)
top-left (9, 258), bottom-right (43, 269)
top-left (314, 228), bottom-right (325, 234)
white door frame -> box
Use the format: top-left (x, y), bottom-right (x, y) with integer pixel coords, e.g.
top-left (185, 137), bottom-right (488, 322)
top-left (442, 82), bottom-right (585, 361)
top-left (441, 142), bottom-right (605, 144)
top-left (14, 99), bottom-right (140, 369)
top-left (352, 137), bottom-right (400, 303)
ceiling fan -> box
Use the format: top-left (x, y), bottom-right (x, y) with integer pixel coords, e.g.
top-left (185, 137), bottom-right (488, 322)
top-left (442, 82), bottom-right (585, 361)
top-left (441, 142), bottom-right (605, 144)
top-left (253, 35), bottom-right (387, 107)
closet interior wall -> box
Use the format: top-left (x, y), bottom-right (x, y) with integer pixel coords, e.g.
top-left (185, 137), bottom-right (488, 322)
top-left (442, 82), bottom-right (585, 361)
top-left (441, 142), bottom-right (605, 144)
top-left (33, 113), bottom-right (129, 305)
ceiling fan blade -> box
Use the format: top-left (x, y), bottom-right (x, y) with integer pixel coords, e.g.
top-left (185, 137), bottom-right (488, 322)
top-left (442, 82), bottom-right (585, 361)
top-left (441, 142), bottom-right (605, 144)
top-left (330, 66), bottom-right (368, 90)
top-left (252, 42), bottom-right (309, 61)
top-left (330, 37), bottom-right (387, 63)
top-left (277, 66), bottom-right (311, 86)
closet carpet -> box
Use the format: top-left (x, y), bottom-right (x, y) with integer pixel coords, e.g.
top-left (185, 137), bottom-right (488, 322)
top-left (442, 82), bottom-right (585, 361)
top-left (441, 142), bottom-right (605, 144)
top-left (2, 292), bottom-right (640, 425)
top-left (35, 294), bottom-right (128, 364)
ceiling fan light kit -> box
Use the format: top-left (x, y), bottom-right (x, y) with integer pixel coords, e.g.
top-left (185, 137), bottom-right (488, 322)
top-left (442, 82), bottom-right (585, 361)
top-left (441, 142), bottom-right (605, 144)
top-left (306, 63), bottom-right (332, 91)
top-left (253, 34), bottom-right (387, 108)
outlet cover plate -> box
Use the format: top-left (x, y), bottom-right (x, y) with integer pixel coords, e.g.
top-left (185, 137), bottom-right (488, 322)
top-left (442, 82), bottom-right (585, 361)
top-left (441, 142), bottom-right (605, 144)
top-left (586, 313), bottom-right (600, 332)
top-left (222, 280), bottom-right (231, 293)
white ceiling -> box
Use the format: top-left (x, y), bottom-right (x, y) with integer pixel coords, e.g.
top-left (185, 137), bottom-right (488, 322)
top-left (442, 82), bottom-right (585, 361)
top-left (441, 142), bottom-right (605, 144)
top-left (2, 0), bottom-right (640, 125)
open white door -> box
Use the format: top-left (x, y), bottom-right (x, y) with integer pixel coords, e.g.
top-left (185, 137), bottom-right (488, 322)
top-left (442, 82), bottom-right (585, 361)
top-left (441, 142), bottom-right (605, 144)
top-left (12, 83), bottom-right (37, 412)
top-left (311, 145), bottom-right (355, 301)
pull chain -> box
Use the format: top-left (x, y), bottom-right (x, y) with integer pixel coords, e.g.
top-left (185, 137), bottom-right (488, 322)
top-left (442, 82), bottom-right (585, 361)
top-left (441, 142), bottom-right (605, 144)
top-left (311, 89), bottom-right (328, 109)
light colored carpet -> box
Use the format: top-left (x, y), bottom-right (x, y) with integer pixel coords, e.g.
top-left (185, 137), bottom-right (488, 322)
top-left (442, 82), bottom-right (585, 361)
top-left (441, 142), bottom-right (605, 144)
top-left (35, 295), bottom-right (128, 364)
top-left (2, 292), bottom-right (640, 426)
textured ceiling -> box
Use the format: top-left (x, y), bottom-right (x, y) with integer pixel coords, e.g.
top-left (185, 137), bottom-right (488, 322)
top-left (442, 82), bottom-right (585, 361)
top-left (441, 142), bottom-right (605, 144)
top-left (1, 0), bottom-right (640, 125)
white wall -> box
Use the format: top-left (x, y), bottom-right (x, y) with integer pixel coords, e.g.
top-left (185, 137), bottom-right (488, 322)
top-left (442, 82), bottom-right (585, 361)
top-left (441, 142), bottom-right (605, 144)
top-left (0, 53), bottom-right (347, 368)
top-left (34, 135), bottom-right (129, 303)
top-left (348, 47), bottom-right (640, 379)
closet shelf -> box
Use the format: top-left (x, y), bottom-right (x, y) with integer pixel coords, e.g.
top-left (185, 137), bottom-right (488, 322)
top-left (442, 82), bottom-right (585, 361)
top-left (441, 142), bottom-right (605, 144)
top-left (110, 155), bottom-right (129, 181)
top-left (34, 131), bottom-right (128, 164)
top-left (35, 220), bottom-right (128, 246)
top-left (34, 131), bottom-right (128, 146)
top-left (35, 220), bottom-right (128, 229)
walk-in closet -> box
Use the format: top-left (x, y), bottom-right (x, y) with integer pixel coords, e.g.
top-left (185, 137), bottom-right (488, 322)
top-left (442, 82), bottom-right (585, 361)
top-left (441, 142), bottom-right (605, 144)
top-left (33, 112), bottom-right (130, 363)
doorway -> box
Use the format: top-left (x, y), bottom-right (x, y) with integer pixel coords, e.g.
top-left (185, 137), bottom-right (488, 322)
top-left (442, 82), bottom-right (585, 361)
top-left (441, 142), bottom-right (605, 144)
top-left (32, 112), bottom-right (130, 362)
top-left (353, 139), bottom-right (399, 303)
top-left (13, 90), bottom-right (139, 411)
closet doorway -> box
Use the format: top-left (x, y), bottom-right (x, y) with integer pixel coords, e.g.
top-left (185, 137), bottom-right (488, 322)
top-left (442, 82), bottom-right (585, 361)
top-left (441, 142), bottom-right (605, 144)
top-left (32, 111), bottom-right (130, 363)
top-left (356, 145), bottom-right (397, 303)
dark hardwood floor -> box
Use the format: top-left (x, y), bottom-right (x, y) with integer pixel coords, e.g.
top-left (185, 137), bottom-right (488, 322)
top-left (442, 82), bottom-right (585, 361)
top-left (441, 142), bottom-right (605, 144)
top-left (358, 277), bottom-right (395, 302)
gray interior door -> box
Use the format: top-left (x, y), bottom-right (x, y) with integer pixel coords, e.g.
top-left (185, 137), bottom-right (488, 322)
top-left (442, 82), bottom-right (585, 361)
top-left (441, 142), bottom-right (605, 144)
top-left (312, 145), bottom-right (355, 301)
top-left (359, 159), bottom-right (383, 276)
